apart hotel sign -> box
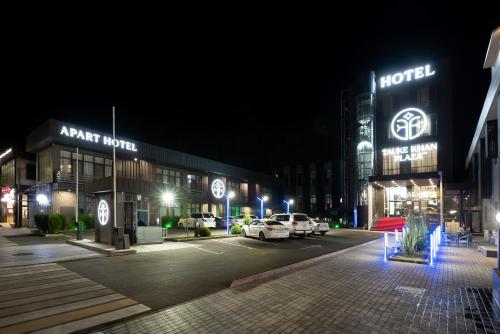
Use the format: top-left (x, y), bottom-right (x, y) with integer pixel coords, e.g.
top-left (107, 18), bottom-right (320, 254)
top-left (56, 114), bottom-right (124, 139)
top-left (60, 126), bottom-right (138, 152)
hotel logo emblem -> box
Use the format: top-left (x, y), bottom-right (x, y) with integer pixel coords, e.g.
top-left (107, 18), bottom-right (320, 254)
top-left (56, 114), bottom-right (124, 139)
top-left (391, 107), bottom-right (428, 141)
top-left (211, 179), bottom-right (225, 199)
top-left (98, 200), bottom-right (109, 226)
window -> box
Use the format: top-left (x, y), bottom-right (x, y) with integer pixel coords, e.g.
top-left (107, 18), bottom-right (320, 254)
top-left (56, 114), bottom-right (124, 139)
top-left (411, 147), bottom-right (438, 173)
top-left (156, 168), bottom-right (182, 188)
top-left (83, 155), bottom-right (94, 178)
top-left (60, 151), bottom-right (72, 174)
top-left (94, 157), bottom-right (104, 179)
top-left (187, 174), bottom-right (202, 191)
top-left (297, 173), bottom-right (303, 187)
top-left (310, 195), bottom-right (317, 212)
top-left (382, 153), bottom-right (400, 175)
top-left (417, 87), bottom-right (430, 108)
top-left (325, 168), bottom-right (332, 185)
top-left (325, 194), bottom-right (332, 210)
top-left (105, 159), bottom-right (113, 177)
top-left (310, 169), bottom-right (316, 186)
top-left (1, 160), bottom-right (15, 185)
top-left (38, 149), bottom-right (52, 182)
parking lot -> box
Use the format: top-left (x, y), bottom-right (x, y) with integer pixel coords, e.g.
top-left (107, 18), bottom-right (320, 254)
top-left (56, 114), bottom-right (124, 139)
top-left (62, 229), bottom-right (381, 310)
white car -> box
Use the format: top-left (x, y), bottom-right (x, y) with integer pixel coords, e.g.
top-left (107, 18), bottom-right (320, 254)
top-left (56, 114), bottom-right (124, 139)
top-left (309, 218), bottom-right (330, 235)
top-left (241, 219), bottom-right (289, 240)
top-left (178, 212), bottom-right (216, 229)
top-left (269, 213), bottom-right (311, 237)
top-left (235, 214), bottom-right (259, 226)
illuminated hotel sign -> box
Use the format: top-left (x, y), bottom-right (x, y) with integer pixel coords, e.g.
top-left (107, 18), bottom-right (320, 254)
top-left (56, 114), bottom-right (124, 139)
top-left (379, 64), bottom-right (435, 88)
top-left (391, 108), bottom-right (428, 141)
top-left (211, 179), bottom-right (225, 199)
top-left (60, 126), bottom-right (138, 152)
top-left (382, 142), bottom-right (437, 162)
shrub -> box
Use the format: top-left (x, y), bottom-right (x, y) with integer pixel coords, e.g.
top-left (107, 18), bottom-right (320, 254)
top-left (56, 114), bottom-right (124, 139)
top-left (69, 214), bottom-right (95, 231)
top-left (243, 215), bottom-right (253, 225)
top-left (401, 214), bottom-right (428, 256)
top-left (231, 226), bottom-right (242, 235)
top-left (35, 212), bottom-right (72, 233)
top-left (161, 216), bottom-right (180, 228)
top-left (198, 227), bottom-right (211, 237)
top-left (35, 213), bottom-right (50, 233)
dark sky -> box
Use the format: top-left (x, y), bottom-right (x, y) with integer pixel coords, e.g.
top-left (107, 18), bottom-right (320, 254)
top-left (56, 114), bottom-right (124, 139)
top-left (2, 5), bottom-right (499, 178)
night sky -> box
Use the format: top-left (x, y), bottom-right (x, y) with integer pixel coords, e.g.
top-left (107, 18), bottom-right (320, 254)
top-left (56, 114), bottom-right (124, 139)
top-left (2, 6), bottom-right (499, 179)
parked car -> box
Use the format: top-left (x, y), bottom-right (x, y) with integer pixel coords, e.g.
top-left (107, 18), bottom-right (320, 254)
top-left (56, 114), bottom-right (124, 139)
top-left (178, 212), bottom-right (216, 229)
top-left (241, 219), bottom-right (289, 240)
top-left (235, 214), bottom-right (259, 226)
top-left (218, 216), bottom-right (237, 227)
top-left (269, 213), bottom-right (311, 237)
top-left (309, 218), bottom-right (330, 235)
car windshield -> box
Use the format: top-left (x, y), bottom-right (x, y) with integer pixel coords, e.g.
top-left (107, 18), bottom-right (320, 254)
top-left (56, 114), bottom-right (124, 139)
top-left (265, 221), bottom-right (282, 225)
top-left (293, 214), bottom-right (308, 221)
top-left (204, 213), bottom-right (214, 218)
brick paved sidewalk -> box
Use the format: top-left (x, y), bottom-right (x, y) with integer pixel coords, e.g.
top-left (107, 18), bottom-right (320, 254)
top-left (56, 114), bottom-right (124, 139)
top-left (101, 238), bottom-right (499, 334)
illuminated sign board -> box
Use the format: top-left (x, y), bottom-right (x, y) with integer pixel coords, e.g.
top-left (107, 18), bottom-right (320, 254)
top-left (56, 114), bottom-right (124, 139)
top-left (391, 108), bottom-right (428, 141)
top-left (60, 126), bottom-right (138, 152)
top-left (0, 148), bottom-right (12, 160)
top-left (379, 64), bottom-right (435, 88)
top-left (382, 142), bottom-right (437, 162)
top-left (98, 200), bottom-right (110, 226)
top-left (211, 179), bottom-right (225, 199)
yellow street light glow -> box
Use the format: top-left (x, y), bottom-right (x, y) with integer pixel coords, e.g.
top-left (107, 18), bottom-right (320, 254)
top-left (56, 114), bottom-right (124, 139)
top-left (289, 199), bottom-right (294, 204)
top-left (263, 195), bottom-right (269, 202)
top-left (228, 191), bottom-right (235, 199)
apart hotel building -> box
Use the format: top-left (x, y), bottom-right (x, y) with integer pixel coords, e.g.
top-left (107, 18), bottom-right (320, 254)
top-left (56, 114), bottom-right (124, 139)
top-left (0, 119), bottom-right (278, 231)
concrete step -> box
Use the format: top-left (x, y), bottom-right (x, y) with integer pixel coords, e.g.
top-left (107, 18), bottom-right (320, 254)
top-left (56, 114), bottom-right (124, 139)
top-left (478, 245), bottom-right (497, 257)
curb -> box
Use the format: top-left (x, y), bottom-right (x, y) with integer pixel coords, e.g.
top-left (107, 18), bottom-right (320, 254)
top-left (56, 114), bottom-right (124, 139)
top-left (66, 239), bottom-right (137, 256)
top-left (166, 235), bottom-right (239, 242)
top-left (230, 237), bottom-right (382, 288)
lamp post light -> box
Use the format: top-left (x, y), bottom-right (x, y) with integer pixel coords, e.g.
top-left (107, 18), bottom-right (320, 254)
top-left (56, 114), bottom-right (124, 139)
top-left (283, 199), bottom-right (294, 214)
top-left (226, 191), bottom-right (235, 235)
top-left (497, 212), bottom-right (500, 270)
top-left (257, 195), bottom-right (269, 219)
top-left (162, 191), bottom-right (174, 225)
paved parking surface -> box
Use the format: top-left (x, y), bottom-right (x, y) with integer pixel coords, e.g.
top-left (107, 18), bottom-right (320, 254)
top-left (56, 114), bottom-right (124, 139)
top-left (102, 238), bottom-right (499, 334)
top-left (0, 238), bottom-right (102, 268)
top-left (62, 229), bottom-right (380, 310)
top-left (0, 263), bottom-right (150, 334)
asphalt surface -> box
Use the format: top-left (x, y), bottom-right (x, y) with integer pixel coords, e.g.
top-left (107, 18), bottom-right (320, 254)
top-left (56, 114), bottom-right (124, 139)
top-left (61, 229), bottom-right (381, 310)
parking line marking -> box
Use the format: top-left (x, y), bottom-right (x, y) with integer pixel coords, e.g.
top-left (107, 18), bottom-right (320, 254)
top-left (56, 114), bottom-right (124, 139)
top-left (300, 245), bottom-right (323, 250)
top-left (191, 245), bottom-right (223, 255)
top-left (213, 240), bottom-right (254, 250)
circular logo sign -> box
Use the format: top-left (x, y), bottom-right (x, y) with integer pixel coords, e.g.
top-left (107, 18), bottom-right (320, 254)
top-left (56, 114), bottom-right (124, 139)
top-left (211, 179), bottom-right (225, 199)
top-left (98, 200), bottom-right (109, 226)
top-left (390, 107), bottom-right (428, 141)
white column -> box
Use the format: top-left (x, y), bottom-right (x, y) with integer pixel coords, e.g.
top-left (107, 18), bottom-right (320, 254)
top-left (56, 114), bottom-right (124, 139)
top-left (113, 106), bottom-right (117, 228)
top-left (75, 146), bottom-right (79, 223)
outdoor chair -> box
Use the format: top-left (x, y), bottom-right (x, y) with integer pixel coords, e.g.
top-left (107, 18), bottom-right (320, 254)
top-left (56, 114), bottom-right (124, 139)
top-left (458, 233), bottom-right (472, 248)
top-left (443, 233), bottom-right (458, 247)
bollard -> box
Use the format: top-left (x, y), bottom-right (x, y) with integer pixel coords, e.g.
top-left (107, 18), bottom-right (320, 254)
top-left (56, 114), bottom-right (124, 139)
top-left (384, 232), bottom-right (388, 261)
top-left (76, 221), bottom-right (83, 241)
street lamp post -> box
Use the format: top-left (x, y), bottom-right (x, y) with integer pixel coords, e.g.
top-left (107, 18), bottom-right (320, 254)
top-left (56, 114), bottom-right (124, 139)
top-left (226, 191), bottom-right (235, 235)
top-left (496, 212), bottom-right (500, 270)
top-left (257, 195), bottom-right (269, 219)
top-left (283, 199), bottom-right (294, 214)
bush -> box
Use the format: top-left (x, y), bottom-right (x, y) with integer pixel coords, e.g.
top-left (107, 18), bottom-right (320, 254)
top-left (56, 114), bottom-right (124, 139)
top-left (231, 226), bottom-right (242, 235)
top-left (401, 215), bottom-right (428, 256)
top-left (69, 214), bottom-right (95, 231)
top-left (161, 216), bottom-right (180, 228)
top-left (243, 214), bottom-right (253, 225)
top-left (198, 227), bottom-right (211, 237)
top-left (35, 212), bottom-right (71, 233)
top-left (35, 213), bottom-right (49, 233)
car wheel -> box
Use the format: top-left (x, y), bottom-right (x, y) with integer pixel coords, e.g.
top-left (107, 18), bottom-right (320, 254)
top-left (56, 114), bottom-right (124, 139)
top-left (320, 231), bottom-right (326, 236)
top-left (259, 232), bottom-right (266, 241)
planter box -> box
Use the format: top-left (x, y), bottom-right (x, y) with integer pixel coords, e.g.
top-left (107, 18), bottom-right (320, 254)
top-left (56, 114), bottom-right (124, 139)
top-left (136, 226), bottom-right (163, 244)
